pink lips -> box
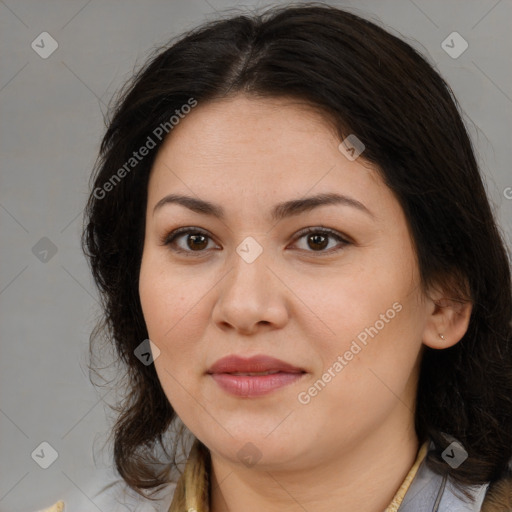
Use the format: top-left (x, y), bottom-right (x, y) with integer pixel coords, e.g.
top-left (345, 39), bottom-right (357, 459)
top-left (207, 354), bottom-right (306, 397)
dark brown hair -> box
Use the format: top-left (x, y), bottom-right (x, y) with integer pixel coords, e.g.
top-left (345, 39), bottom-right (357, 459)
top-left (82, 3), bottom-right (512, 499)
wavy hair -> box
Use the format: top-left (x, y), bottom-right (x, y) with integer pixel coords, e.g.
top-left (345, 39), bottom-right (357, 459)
top-left (82, 3), bottom-right (512, 499)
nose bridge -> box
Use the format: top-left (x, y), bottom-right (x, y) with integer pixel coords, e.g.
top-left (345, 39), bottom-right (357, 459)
top-left (224, 240), bottom-right (272, 305)
top-left (212, 239), bottom-right (288, 332)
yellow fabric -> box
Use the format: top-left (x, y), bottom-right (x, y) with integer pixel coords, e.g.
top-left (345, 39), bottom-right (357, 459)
top-left (385, 442), bottom-right (429, 512)
top-left (37, 501), bottom-right (64, 512)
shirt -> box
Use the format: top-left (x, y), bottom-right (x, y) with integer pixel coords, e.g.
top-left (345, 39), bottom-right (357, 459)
top-left (34, 441), bottom-right (496, 511)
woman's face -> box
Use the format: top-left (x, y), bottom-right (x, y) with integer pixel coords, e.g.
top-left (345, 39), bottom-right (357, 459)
top-left (139, 95), bottom-right (432, 470)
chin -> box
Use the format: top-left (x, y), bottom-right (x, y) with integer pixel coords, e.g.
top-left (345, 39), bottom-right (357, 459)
top-left (204, 433), bottom-right (309, 469)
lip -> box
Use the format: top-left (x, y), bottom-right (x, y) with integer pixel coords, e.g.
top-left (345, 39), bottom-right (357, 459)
top-left (207, 354), bottom-right (306, 397)
top-left (207, 354), bottom-right (305, 374)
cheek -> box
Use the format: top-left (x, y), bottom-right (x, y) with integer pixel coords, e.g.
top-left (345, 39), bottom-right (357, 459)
top-left (139, 243), bottom-right (204, 327)
top-left (295, 282), bottom-right (423, 436)
top-left (296, 241), bottom-right (424, 387)
top-left (139, 254), bottom-right (203, 361)
top-left (139, 257), bottom-right (210, 413)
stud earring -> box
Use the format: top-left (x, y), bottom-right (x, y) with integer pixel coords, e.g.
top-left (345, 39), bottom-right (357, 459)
top-left (439, 333), bottom-right (446, 341)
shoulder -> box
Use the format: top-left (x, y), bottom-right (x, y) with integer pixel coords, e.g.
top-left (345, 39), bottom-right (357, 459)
top-left (481, 472), bottom-right (512, 512)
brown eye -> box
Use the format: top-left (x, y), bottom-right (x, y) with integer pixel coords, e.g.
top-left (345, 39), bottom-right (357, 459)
top-left (307, 233), bottom-right (329, 251)
top-left (292, 227), bottom-right (350, 254)
top-left (187, 233), bottom-right (209, 251)
top-left (162, 227), bottom-right (218, 256)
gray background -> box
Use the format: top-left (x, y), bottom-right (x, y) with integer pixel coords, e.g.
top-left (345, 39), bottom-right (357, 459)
top-left (1, 1), bottom-right (511, 511)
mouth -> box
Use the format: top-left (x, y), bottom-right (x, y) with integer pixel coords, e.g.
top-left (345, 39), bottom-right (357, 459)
top-left (207, 354), bottom-right (306, 397)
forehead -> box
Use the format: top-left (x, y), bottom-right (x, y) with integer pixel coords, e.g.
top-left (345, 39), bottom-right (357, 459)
top-left (147, 95), bottom-right (393, 220)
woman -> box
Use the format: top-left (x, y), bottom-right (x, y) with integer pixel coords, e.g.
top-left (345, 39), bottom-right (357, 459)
top-left (41, 4), bottom-right (512, 511)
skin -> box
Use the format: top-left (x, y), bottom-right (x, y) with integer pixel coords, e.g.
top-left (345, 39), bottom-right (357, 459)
top-left (139, 95), bottom-right (472, 512)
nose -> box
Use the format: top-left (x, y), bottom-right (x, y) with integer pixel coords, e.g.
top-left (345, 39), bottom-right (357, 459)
top-left (211, 249), bottom-right (290, 335)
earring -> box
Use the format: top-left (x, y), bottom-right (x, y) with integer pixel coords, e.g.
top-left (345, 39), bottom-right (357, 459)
top-left (439, 333), bottom-right (446, 341)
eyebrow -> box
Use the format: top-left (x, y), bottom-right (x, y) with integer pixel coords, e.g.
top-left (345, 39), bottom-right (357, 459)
top-left (152, 192), bottom-right (374, 221)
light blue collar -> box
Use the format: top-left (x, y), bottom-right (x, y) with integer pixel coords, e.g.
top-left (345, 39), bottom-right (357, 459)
top-left (398, 456), bottom-right (489, 511)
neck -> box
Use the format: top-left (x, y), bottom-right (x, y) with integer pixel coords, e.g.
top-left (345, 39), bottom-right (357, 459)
top-left (209, 406), bottom-right (419, 512)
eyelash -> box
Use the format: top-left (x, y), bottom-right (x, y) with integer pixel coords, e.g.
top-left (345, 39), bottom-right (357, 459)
top-left (160, 226), bottom-right (351, 257)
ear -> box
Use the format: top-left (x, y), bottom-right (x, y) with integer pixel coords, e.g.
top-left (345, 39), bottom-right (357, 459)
top-left (422, 288), bottom-right (472, 350)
